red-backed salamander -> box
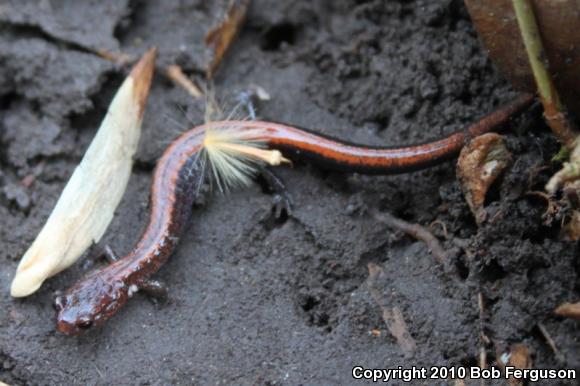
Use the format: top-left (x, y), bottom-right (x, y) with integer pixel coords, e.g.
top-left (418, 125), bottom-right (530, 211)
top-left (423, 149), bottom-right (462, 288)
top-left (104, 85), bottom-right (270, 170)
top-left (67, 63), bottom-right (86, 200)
top-left (54, 93), bottom-right (534, 335)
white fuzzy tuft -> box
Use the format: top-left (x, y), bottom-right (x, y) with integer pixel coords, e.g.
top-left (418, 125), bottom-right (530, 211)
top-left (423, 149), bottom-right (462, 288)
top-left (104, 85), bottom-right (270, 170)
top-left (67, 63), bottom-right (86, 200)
top-left (202, 125), bottom-right (288, 192)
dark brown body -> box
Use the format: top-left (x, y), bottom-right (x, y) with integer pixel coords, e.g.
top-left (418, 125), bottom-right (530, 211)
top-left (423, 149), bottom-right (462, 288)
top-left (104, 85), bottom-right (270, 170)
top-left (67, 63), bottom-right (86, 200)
top-left (55, 94), bottom-right (533, 335)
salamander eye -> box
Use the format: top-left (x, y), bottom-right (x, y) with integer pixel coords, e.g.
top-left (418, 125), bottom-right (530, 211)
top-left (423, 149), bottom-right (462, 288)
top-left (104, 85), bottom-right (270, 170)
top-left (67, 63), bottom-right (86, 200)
top-left (76, 318), bottom-right (93, 330)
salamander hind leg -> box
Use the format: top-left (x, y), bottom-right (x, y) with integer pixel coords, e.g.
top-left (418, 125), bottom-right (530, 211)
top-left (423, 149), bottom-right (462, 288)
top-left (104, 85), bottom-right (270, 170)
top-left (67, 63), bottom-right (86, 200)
top-left (256, 165), bottom-right (293, 218)
top-left (134, 279), bottom-right (168, 304)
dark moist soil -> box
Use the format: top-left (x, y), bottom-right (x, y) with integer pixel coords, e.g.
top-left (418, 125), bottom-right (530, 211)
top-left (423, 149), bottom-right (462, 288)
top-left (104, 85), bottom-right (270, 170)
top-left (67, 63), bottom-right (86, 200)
top-left (1, 1), bottom-right (578, 385)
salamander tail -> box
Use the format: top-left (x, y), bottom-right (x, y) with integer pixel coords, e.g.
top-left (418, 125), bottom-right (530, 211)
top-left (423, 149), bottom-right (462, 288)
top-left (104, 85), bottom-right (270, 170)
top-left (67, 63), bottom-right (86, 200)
top-left (202, 125), bottom-right (289, 192)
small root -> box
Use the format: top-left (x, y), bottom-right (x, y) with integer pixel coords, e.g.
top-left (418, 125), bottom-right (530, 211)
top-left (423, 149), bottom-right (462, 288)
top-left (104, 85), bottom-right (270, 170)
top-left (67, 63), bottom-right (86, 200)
top-left (537, 323), bottom-right (565, 363)
top-left (369, 209), bottom-right (449, 269)
top-left (429, 219), bottom-right (449, 239)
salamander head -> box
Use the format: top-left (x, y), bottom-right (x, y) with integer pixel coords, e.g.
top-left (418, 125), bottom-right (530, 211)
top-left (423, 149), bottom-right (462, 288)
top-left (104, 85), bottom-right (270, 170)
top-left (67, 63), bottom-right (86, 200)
top-left (54, 277), bottom-right (129, 335)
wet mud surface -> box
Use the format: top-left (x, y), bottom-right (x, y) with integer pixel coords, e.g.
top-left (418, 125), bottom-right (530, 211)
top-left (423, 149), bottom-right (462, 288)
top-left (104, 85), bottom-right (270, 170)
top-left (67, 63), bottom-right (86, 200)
top-left (0, 1), bottom-right (578, 385)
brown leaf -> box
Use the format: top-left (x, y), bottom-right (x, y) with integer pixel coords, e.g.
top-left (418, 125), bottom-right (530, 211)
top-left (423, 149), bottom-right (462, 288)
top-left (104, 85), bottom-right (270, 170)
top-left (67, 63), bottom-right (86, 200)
top-left (456, 133), bottom-right (511, 224)
top-left (465, 0), bottom-right (580, 117)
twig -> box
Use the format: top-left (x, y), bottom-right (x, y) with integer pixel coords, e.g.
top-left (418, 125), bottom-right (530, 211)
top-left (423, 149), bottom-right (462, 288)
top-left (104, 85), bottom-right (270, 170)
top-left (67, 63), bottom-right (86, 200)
top-left (367, 263), bottom-right (417, 357)
top-left (537, 323), bottom-right (565, 363)
top-left (95, 49), bottom-right (134, 67)
top-left (369, 209), bottom-right (448, 267)
top-left (511, 0), bottom-right (578, 148)
top-left (477, 292), bottom-right (489, 386)
top-left (554, 302), bottom-right (580, 321)
top-left (165, 65), bottom-right (204, 98)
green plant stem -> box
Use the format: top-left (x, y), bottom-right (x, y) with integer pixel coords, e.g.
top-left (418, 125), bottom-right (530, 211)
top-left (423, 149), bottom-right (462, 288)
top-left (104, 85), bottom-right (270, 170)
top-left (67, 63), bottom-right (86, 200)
top-left (512, 0), bottom-right (578, 148)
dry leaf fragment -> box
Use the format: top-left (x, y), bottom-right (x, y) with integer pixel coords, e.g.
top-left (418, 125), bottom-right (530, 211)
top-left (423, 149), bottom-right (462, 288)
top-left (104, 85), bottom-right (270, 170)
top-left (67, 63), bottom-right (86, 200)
top-left (508, 344), bottom-right (533, 369)
top-left (498, 343), bottom-right (533, 386)
top-left (457, 133), bottom-right (512, 224)
top-left (547, 146), bottom-right (580, 240)
top-left (554, 302), bottom-right (580, 320)
top-left (546, 137), bottom-right (580, 194)
top-left (10, 48), bottom-right (157, 297)
top-left (205, 0), bottom-right (250, 78)
top-left (562, 210), bottom-right (580, 241)
top-left (384, 307), bottom-right (416, 356)
top-left (369, 328), bottom-right (382, 337)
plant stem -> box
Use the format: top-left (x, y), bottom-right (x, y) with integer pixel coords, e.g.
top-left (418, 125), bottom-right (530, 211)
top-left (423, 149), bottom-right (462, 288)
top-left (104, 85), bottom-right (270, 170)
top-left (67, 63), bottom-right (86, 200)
top-left (512, 0), bottom-right (578, 148)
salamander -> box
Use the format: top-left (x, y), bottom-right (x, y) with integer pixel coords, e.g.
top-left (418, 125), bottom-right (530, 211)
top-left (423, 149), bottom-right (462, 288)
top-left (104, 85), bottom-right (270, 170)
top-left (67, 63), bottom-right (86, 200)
top-left (54, 93), bottom-right (533, 335)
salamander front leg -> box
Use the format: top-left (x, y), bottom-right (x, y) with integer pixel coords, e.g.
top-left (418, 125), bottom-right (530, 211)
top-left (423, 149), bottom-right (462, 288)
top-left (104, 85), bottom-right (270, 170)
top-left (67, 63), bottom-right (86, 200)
top-left (256, 165), bottom-right (293, 218)
top-left (83, 243), bottom-right (119, 270)
top-left (237, 88), bottom-right (292, 218)
top-left (236, 85), bottom-right (270, 121)
top-left (135, 279), bottom-right (168, 304)
top-left (101, 245), bottom-right (119, 263)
